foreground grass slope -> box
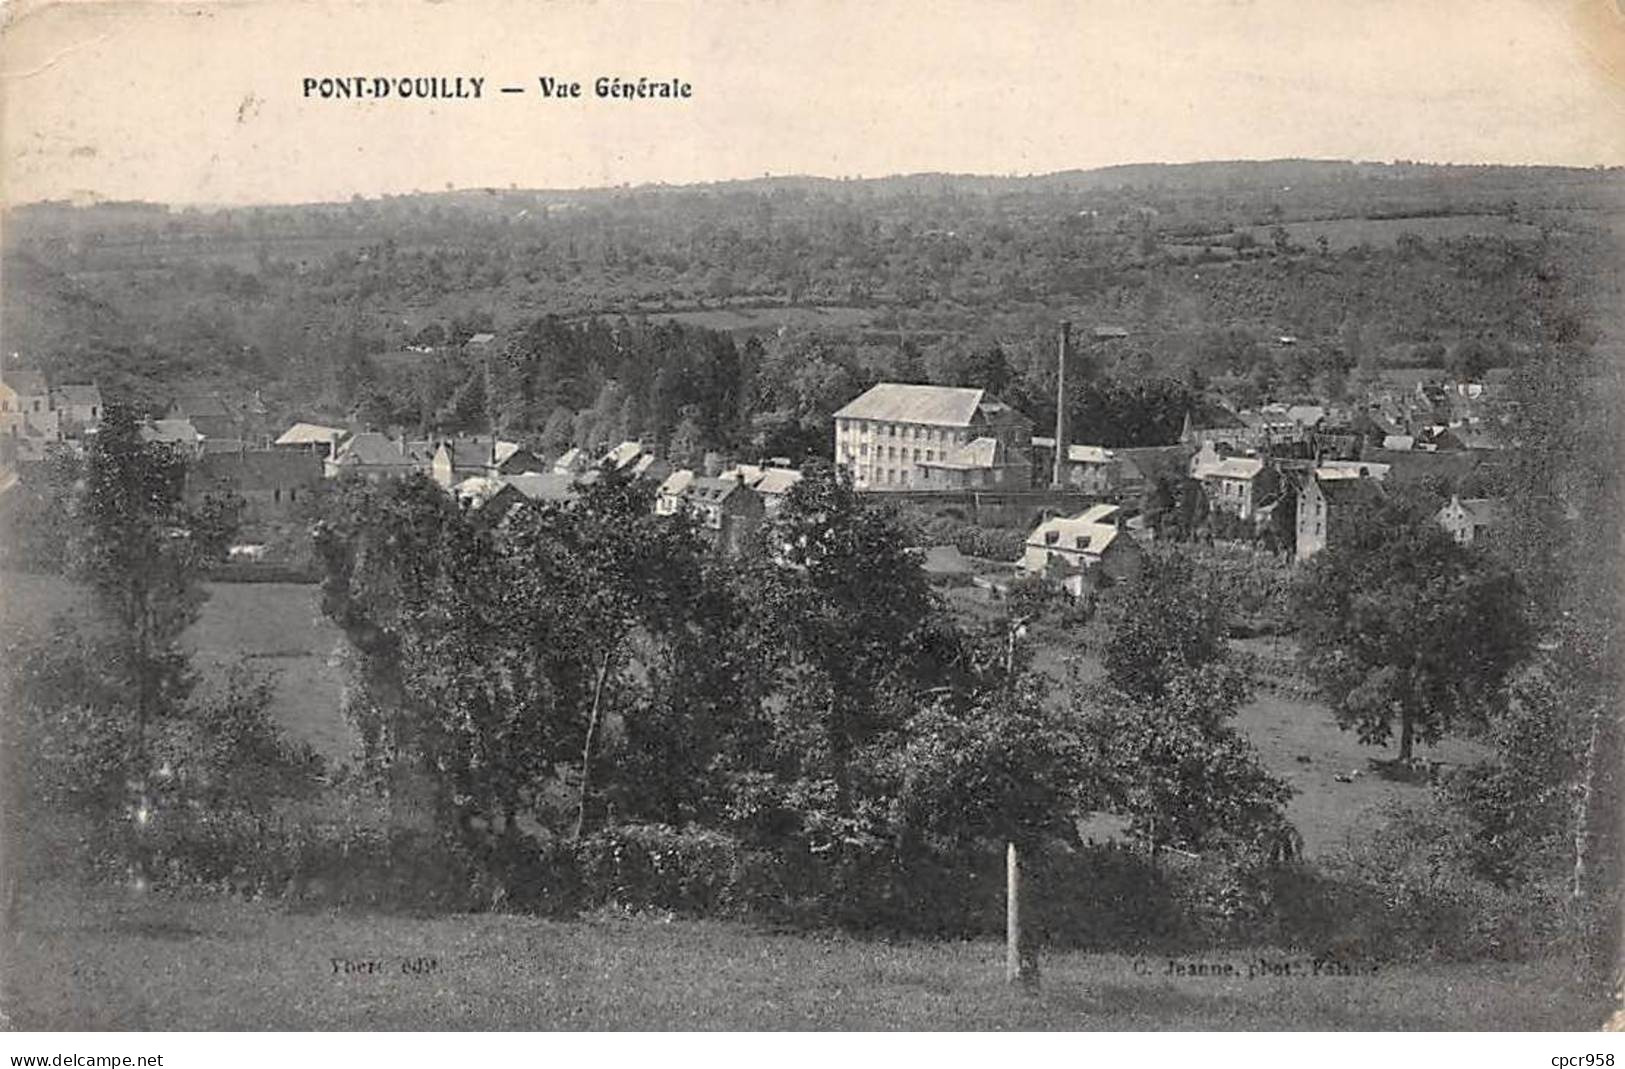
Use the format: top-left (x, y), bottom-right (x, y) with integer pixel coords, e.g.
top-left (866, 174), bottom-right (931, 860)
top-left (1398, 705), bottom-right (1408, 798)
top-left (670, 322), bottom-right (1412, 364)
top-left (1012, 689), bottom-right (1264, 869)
top-left (0, 881), bottom-right (1603, 1031)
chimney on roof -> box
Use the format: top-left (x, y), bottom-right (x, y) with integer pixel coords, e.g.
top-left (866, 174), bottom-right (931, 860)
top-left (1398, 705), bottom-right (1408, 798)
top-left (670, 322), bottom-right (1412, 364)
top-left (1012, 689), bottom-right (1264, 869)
top-left (1051, 321), bottom-right (1071, 489)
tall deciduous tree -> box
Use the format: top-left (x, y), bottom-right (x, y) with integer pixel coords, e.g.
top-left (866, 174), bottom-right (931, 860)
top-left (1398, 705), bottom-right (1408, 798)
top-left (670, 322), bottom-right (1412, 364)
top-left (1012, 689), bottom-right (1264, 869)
top-left (748, 462), bottom-right (936, 814)
top-left (70, 405), bottom-right (237, 781)
top-left (1293, 496), bottom-right (1529, 761)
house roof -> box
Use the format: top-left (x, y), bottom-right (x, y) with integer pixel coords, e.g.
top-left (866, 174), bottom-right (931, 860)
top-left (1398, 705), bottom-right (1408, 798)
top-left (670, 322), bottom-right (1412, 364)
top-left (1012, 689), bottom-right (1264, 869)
top-left (1116, 445), bottom-right (1194, 485)
top-left (603, 440), bottom-right (646, 469)
top-left (1065, 444), bottom-right (1114, 464)
top-left (1286, 404), bottom-right (1326, 427)
top-left (2, 369), bottom-right (48, 396)
top-left (834, 383), bottom-right (991, 427)
top-left (750, 468), bottom-right (803, 496)
top-left (684, 475), bottom-right (750, 503)
top-left (51, 384), bottom-right (101, 406)
top-left (554, 446), bottom-right (589, 471)
top-left (194, 450), bottom-right (323, 490)
top-left (140, 418), bottom-right (201, 445)
top-left (1197, 455), bottom-right (1266, 481)
top-left (502, 472), bottom-right (579, 504)
top-left (1381, 434), bottom-right (1415, 451)
top-left (1317, 459), bottom-right (1391, 481)
top-left (334, 432), bottom-right (411, 468)
top-left (1456, 497), bottom-right (1505, 525)
top-left (439, 436), bottom-right (504, 468)
top-left (275, 422), bottom-right (347, 447)
top-left (658, 469), bottom-right (696, 497)
top-left (1027, 512), bottom-right (1123, 558)
top-left (920, 436), bottom-right (1003, 470)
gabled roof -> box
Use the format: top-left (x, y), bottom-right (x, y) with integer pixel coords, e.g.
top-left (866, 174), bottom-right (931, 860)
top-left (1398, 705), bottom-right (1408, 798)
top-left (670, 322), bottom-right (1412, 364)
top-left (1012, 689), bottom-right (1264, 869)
top-left (1027, 512), bottom-right (1123, 558)
top-left (921, 436), bottom-right (1003, 470)
top-left (751, 468), bottom-right (803, 496)
top-left (438, 436), bottom-right (501, 468)
top-left (275, 422), bottom-right (347, 447)
top-left (140, 419), bottom-right (201, 445)
top-left (1381, 434), bottom-right (1415, 451)
top-left (1317, 459), bottom-right (1391, 481)
top-left (194, 450), bottom-right (323, 489)
top-left (1196, 454), bottom-right (1266, 481)
top-left (602, 440), bottom-right (646, 470)
top-left (1458, 497), bottom-right (1505, 525)
top-left (502, 472), bottom-right (578, 504)
top-left (334, 431), bottom-right (411, 468)
top-left (657, 469), bottom-right (695, 498)
top-left (1116, 444), bottom-right (1193, 485)
top-left (1064, 444), bottom-right (1114, 464)
top-left (1286, 404), bottom-right (1326, 427)
top-left (554, 446), bottom-right (590, 472)
top-left (51, 384), bottom-right (101, 406)
top-left (834, 383), bottom-right (990, 427)
top-left (684, 475), bottom-right (751, 504)
top-left (2, 369), bottom-right (48, 396)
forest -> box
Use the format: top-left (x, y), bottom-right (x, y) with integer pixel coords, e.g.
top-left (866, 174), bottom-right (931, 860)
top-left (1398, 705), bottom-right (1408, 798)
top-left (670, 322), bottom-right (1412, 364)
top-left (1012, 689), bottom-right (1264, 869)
top-left (2, 160), bottom-right (1618, 466)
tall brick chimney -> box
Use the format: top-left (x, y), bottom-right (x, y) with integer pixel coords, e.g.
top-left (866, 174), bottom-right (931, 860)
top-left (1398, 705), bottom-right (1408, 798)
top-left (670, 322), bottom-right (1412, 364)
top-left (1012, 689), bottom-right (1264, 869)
top-left (1051, 321), bottom-right (1071, 489)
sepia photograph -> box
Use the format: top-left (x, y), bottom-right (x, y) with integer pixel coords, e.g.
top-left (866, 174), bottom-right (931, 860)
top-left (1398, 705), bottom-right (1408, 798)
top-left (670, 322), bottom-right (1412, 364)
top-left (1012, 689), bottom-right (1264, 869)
top-left (0, 0), bottom-right (1623, 1044)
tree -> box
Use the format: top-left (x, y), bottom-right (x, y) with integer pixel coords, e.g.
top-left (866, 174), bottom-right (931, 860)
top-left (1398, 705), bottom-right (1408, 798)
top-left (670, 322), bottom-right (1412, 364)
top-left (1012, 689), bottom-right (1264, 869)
top-left (1079, 666), bottom-right (1293, 857)
top-left (70, 406), bottom-right (236, 787)
top-left (746, 462), bottom-right (937, 814)
top-left (1101, 548), bottom-right (1235, 703)
top-left (1292, 496), bottom-right (1530, 761)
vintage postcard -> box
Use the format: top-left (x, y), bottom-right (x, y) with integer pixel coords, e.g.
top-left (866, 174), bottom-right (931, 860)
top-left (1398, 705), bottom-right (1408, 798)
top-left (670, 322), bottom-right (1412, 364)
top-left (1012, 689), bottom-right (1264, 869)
top-left (0, 0), bottom-right (1622, 1047)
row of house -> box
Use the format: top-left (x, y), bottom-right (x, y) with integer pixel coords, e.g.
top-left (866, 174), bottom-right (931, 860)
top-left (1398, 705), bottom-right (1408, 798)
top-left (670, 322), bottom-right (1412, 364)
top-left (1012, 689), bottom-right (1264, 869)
top-left (0, 365), bottom-right (104, 463)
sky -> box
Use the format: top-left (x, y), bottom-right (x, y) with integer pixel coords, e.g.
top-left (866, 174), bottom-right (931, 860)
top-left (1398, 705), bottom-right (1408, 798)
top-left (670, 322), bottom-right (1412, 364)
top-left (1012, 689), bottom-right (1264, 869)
top-left (1, 0), bottom-right (1623, 206)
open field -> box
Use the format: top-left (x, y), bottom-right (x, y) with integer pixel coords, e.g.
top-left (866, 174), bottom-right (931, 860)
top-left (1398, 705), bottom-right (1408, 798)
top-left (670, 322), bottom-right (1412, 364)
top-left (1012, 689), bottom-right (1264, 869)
top-left (638, 303), bottom-right (875, 336)
top-left (1, 572), bottom-right (353, 763)
top-left (1236, 213), bottom-right (1547, 252)
top-left (0, 877), bottom-right (1603, 1030)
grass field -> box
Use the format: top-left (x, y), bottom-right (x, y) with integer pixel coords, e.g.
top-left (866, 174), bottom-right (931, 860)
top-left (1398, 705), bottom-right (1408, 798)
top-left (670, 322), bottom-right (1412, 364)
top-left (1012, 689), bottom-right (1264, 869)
top-left (1235, 213), bottom-right (1546, 253)
top-left (643, 304), bottom-right (875, 336)
top-left (0, 878), bottom-right (1604, 1030)
top-left (1, 572), bottom-right (354, 763)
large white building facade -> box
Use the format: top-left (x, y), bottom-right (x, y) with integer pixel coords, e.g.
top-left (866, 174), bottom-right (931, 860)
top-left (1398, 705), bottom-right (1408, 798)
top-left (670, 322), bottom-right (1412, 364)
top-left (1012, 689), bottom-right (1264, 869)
top-left (832, 383), bottom-right (1033, 491)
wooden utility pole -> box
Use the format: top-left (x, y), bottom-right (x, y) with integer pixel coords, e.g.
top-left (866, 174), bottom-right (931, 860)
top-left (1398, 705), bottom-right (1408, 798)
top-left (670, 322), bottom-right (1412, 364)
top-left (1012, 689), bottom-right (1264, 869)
top-left (1006, 842), bottom-right (1037, 989)
top-left (1004, 614), bottom-right (1037, 990)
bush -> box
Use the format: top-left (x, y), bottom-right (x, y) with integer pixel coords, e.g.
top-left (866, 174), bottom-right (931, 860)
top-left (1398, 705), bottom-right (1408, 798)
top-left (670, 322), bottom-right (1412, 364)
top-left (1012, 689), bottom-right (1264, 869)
top-left (1317, 799), bottom-right (1564, 962)
top-left (575, 823), bottom-right (748, 918)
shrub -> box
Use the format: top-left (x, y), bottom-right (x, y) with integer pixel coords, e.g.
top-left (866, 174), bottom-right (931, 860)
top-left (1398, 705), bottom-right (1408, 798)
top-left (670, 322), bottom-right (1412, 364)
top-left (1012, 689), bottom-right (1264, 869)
top-left (1317, 798), bottom-right (1564, 962)
top-left (574, 823), bottom-right (746, 917)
